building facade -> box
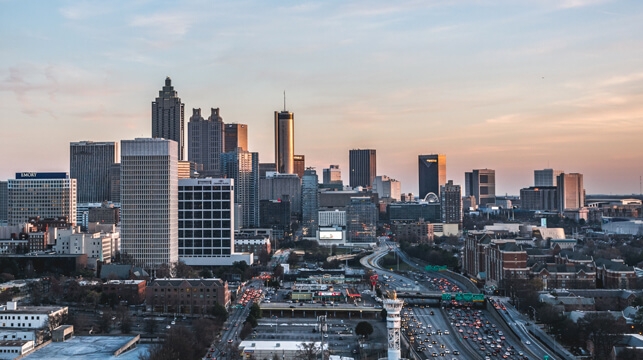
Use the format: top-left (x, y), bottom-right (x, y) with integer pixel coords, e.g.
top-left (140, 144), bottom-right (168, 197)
top-left (534, 169), bottom-right (563, 187)
top-left (274, 110), bottom-right (295, 174)
top-left (373, 175), bottom-right (401, 201)
top-left (418, 154), bottom-right (446, 200)
top-left (0, 182), bottom-right (7, 225)
top-left (69, 141), bottom-right (116, 204)
top-left (224, 123), bottom-right (248, 153)
top-left (7, 173), bottom-right (77, 227)
top-left (557, 173), bottom-right (585, 211)
top-left (293, 155), bottom-right (305, 179)
top-left (259, 172), bottom-right (301, 217)
top-left (146, 278), bottom-right (230, 314)
top-left (323, 165), bottom-right (342, 185)
top-left (465, 169), bottom-right (496, 207)
top-left (188, 108), bottom-right (225, 177)
top-left (108, 164), bottom-right (120, 203)
top-left (440, 180), bottom-right (462, 224)
top-left (346, 197), bottom-right (377, 243)
top-left (152, 77), bottom-right (185, 160)
top-left (101, 280), bottom-right (146, 305)
top-left (520, 186), bottom-right (558, 211)
top-left (178, 178), bottom-right (235, 265)
top-left (120, 138), bottom-right (178, 270)
top-left (221, 148), bottom-right (259, 228)
top-left (301, 169), bottom-right (319, 236)
top-left (349, 149), bottom-right (376, 188)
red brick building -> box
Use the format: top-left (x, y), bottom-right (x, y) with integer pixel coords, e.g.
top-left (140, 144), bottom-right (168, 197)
top-left (146, 278), bottom-right (230, 315)
top-left (531, 263), bottom-right (596, 290)
top-left (595, 259), bottom-right (637, 289)
top-left (102, 280), bottom-right (146, 305)
top-left (485, 241), bottom-right (529, 288)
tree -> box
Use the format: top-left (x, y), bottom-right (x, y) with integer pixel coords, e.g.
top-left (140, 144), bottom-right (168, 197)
top-left (211, 303), bottom-right (228, 323)
top-left (355, 321), bottom-right (374, 338)
top-left (175, 261), bottom-right (197, 278)
top-left (381, 308), bottom-right (387, 321)
top-left (273, 264), bottom-right (284, 280)
top-left (245, 314), bottom-right (258, 328)
top-left (295, 342), bottom-right (320, 360)
top-left (249, 303), bottom-right (262, 319)
top-left (287, 252), bottom-right (299, 267)
top-left (144, 318), bottom-right (158, 335)
top-left (578, 313), bottom-right (627, 359)
top-left (98, 311), bottom-right (112, 334)
top-left (120, 315), bottom-right (133, 334)
top-left (199, 268), bottom-right (213, 278)
top-left (240, 322), bottom-right (253, 340)
top-left (258, 249), bottom-right (271, 265)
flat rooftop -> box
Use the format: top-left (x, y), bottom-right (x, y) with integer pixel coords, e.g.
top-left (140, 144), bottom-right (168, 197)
top-left (23, 336), bottom-right (149, 360)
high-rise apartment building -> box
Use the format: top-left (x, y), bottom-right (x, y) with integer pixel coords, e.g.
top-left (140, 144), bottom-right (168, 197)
top-left (323, 165), bottom-right (342, 185)
top-left (224, 123), bottom-right (248, 153)
top-left (120, 138), bottom-right (178, 270)
top-left (259, 172), bottom-right (301, 217)
top-left (418, 154), bottom-right (446, 199)
top-left (465, 169), bottom-right (496, 207)
top-left (373, 175), bottom-right (401, 201)
top-left (188, 108), bottom-right (224, 177)
top-left (221, 148), bottom-right (259, 228)
top-left (0, 181), bottom-right (7, 225)
top-left (70, 141), bottom-right (117, 203)
top-left (7, 172), bottom-right (77, 226)
top-left (535, 169), bottom-right (564, 187)
top-left (274, 110), bottom-right (295, 174)
top-left (152, 77), bottom-right (185, 160)
top-left (108, 164), bottom-right (120, 203)
top-left (349, 149), bottom-right (376, 188)
top-left (178, 178), bottom-right (234, 265)
top-left (301, 168), bottom-right (319, 236)
top-left (346, 197), bottom-right (377, 243)
top-left (293, 155), bottom-right (305, 179)
top-left (520, 186), bottom-right (557, 211)
top-left (557, 173), bottom-right (585, 211)
top-left (440, 180), bottom-right (462, 224)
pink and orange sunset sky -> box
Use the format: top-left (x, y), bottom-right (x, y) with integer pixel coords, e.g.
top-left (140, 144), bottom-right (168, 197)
top-left (1, 0), bottom-right (642, 195)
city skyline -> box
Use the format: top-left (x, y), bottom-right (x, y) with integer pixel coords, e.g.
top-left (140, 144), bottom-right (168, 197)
top-left (1, 1), bottom-right (642, 195)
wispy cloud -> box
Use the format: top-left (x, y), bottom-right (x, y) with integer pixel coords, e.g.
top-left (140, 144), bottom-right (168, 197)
top-left (130, 12), bottom-right (196, 37)
top-left (59, 2), bottom-right (114, 20)
top-left (557, 0), bottom-right (612, 9)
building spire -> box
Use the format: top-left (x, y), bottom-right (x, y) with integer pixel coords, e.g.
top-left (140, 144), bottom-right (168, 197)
top-left (283, 90), bottom-right (286, 112)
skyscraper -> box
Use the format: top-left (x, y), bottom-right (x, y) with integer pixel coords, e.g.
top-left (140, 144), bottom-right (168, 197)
top-left (0, 181), bottom-right (7, 225)
top-left (274, 110), bottom-right (295, 174)
top-left (557, 173), bottom-right (585, 211)
top-left (293, 154), bottom-right (305, 179)
top-left (221, 148), bottom-right (259, 228)
top-left (224, 123), bottom-right (248, 153)
top-left (152, 77), bottom-right (185, 160)
top-left (7, 172), bottom-right (77, 226)
top-left (108, 163), bottom-right (120, 203)
top-left (70, 141), bottom-right (117, 203)
top-left (346, 197), bottom-right (377, 243)
top-left (440, 180), bottom-right (462, 224)
top-left (301, 168), bottom-right (319, 236)
top-left (349, 149), bottom-right (376, 188)
top-left (418, 154), bottom-right (446, 199)
top-left (120, 138), bottom-right (178, 270)
top-left (373, 175), bottom-right (401, 201)
top-left (535, 169), bottom-right (564, 187)
top-left (178, 178), bottom-right (234, 265)
top-left (465, 169), bottom-right (496, 207)
top-left (323, 165), bottom-right (342, 185)
top-left (188, 108), bottom-right (224, 177)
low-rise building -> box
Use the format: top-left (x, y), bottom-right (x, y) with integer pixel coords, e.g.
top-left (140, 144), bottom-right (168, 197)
top-left (146, 278), bottom-right (230, 315)
top-left (101, 280), bottom-right (146, 305)
top-left (0, 302), bottom-right (68, 346)
top-left (0, 339), bottom-right (34, 359)
top-left (234, 236), bottom-right (270, 262)
top-left (595, 259), bottom-right (637, 289)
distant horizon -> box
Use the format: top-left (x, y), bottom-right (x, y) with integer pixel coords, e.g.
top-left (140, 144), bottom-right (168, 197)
top-left (2, 1), bottom-right (642, 195)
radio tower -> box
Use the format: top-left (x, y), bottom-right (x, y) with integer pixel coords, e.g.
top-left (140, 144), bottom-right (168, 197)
top-left (382, 291), bottom-right (404, 360)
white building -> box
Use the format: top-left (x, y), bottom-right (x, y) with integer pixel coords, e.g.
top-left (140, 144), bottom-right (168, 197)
top-left (0, 339), bottom-right (34, 359)
top-left (318, 210), bottom-right (346, 227)
top-left (120, 138), bottom-right (178, 270)
top-left (373, 175), bottom-right (401, 201)
top-left (51, 224), bottom-right (120, 267)
top-left (7, 173), bottom-right (77, 227)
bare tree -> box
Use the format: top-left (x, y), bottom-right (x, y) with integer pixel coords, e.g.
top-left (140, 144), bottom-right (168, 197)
top-left (295, 342), bottom-right (320, 360)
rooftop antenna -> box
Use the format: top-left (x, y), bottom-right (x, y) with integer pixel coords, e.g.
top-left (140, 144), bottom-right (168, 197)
top-left (283, 90), bottom-right (286, 111)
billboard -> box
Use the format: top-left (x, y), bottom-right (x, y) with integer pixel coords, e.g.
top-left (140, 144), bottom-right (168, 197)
top-left (319, 231), bottom-right (343, 240)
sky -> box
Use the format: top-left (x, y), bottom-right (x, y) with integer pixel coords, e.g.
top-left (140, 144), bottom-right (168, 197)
top-left (1, 0), bottom-right (642, 196)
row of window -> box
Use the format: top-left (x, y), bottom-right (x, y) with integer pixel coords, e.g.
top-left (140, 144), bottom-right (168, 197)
top-left (179, 249), bottom-right (231, 255)
top-left (178, 230), bottom-right (231, 238)
top-left (179, 202), bottom-right (230, 210)
top-left (179, 239), bottom-right (230, 247)
top-left (154, 288), bottom-right (217, 292)
top-left (179, 186), bottom-right (232, 191)
top-left (0, 315), bottom-right (40, 321)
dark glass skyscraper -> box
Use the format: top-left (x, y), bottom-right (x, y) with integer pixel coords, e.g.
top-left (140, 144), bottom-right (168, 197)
top-left (274, 110), bottom-right (295, 174)
top-left (188, 108), bottom-right (224, 177)
top-left (152, 77), bottom-right (185, 160)
top-left (418, 154), bottom-right (446, 199)
top-left (221, 148), bottom-right (259, 228)
top-left (224, 123), bottom-right (248, 153)
top-left (70, 141), bottom-right (117, 203)
top-left (301, 168), bottom-right (319, 236)
top-left (349, 149), bottom-right (376, 188)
